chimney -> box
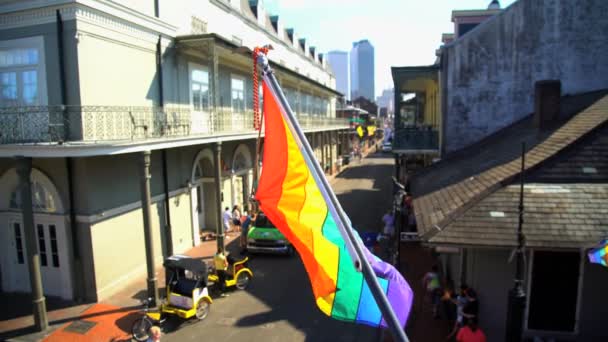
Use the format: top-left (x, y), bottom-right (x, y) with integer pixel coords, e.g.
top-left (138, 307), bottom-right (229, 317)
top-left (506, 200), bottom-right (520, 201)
top-left (534, 80), bottom-right (561, 130)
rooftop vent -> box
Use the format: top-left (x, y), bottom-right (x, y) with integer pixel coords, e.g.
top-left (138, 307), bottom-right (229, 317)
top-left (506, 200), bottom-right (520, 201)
top-left (488, 0), bottom-right (500, 10)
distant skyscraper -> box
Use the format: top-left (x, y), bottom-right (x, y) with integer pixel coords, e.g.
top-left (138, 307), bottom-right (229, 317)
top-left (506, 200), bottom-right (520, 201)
top-left (376, 88), bottom-right (394, 116)
top-left (327, 51), bottom-right (349, 100)
top-left (350, 39), bottom-right (375, 101)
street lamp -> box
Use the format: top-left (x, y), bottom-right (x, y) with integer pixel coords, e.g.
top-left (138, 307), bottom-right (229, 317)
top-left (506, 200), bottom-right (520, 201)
top-left (505, 142), bottom-right (527, 342)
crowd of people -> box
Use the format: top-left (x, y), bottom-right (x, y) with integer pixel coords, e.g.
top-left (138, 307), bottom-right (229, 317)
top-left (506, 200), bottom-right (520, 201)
top-left (423, 265), bottom-right (486, 342)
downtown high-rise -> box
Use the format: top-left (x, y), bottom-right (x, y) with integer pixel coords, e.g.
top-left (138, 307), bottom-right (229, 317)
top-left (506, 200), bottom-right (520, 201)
top-left (350, 39), bottom-right (375, 101)
top-left (327, 51), bottom-right (350, 100)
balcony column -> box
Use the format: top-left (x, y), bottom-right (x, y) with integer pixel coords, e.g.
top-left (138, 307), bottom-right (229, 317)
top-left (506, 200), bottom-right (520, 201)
top-left (321, 131), bottom-right (327, 173)
top-left (342, 129), bottom-right (349, 156)
top-left (214, 142), bottom-right (225, 253)
top-left (16, 157), bottom-right (48, 331)
top-left (329, 130), bottom-right (335, 175)
top-left (394, 85), bottom-right (401, 130)
top-left (247, 169), bottom-right (254, 211)
top-left (230, 173), bottom-right (236, 209)
top-left (139, 150), bottom-right (159, 306)
top-left (208, 42), bottom-right (220, 131)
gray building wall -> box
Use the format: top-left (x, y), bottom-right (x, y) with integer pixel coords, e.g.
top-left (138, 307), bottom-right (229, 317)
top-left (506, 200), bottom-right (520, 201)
top-left (465, 248), bottom-right (516, 342)
top-left (442, 0), bottom-right (608, 153)
top-left (461, 248), bottom-right (608, 342)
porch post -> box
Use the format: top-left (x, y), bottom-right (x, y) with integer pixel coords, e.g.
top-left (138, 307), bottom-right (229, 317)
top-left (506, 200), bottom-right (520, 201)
top-left (321, 131), bottom-right (326, 173)
top-left (16, 156), bottom-right (48, 331)
top-left (209, 41), bottom-right (220, 131)
top-left (214, 142), bottom-right (225, 253)
top-left (230, 173), bottom-right (236, 208)
top-left (329, 130), bottom-right (335, 175)
top-left (247, 169), bottom-right (254, 211)
top-left (139, 151), bottom-right (159, 306)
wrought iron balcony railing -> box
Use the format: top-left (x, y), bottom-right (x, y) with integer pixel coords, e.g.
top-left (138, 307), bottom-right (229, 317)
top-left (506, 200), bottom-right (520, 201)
top-left (0, 106), bottom-right (349, 144)
top-left (393, 126), bottom-right (439, 152)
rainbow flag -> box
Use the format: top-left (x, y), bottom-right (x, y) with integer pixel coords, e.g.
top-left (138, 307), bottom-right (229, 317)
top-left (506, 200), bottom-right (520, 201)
top-left (256, 78), bottom-right (413, 328)
top-left (588, 239), bottom-right (608, 267)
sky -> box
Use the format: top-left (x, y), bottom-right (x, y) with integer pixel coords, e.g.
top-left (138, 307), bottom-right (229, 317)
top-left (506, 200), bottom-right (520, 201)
top-left (263, 0), bottom-right (517, 98)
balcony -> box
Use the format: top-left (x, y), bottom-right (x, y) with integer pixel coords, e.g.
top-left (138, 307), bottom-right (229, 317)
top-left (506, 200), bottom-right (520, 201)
top-left (0, 106), bottom-right (349, 145)
top-left (392, 126), bottom-right (439, 153)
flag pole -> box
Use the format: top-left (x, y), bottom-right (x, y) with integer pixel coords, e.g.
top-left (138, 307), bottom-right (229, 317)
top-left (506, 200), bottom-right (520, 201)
top-left (258, 53), bottom-right (409, 342)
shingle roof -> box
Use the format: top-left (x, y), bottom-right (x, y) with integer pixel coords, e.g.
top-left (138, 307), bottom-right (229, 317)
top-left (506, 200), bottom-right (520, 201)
top-left (430, 184), bottom-right (608, 249)
top-left (413, 93), bottom-right (608, 242)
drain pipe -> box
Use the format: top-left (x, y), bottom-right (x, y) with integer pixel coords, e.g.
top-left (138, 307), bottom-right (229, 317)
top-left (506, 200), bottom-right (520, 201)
top-left (154, 13), bottom-right (173, 255)
top-left (57, 9), bottom-right (82, 301)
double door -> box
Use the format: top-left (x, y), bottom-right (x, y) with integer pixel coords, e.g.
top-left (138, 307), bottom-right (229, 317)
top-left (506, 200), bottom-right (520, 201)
top-left (1, 214), bottom-right (72, 299)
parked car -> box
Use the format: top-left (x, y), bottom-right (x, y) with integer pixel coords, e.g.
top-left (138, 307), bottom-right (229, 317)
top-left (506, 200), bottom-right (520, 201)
top-left (382, 142), bottom-right (392, 152)
top-left (247, 212), bottom-right (294, 255)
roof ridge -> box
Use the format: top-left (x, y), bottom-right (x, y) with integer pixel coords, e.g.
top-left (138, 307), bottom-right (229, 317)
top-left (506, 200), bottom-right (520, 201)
top-left (414, 94), bottom-right (608, 240)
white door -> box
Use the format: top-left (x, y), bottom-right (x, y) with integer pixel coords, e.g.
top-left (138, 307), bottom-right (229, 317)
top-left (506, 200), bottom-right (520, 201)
top-left (4, 218), bottom-right (30, 293)
top-left (1, 214), bottom-right (72, 299)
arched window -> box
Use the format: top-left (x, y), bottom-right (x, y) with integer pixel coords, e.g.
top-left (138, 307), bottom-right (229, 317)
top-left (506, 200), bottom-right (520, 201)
top-left (0, 168), bottom-right (63, 214)
top-left (9, 179), bottom-right (57, 212)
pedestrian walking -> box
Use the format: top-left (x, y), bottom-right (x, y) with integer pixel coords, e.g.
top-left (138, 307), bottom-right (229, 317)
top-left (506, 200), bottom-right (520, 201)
top-left (382, 209), bottom-right (395, 238)
top-left (422, 265), bottom-right (442, 318)
top-left (222, 207), bottom-right (232, 233)
top-left (446, 284), bottom-right (469, 340)
top-left (232, 205), bottom-right (242, 233)
top-left (462, 288), bottom-right (479, 325)
top-left (456, 317), bottom-right (486, 342)
top-left (240, 212), bottom-right (254, 253)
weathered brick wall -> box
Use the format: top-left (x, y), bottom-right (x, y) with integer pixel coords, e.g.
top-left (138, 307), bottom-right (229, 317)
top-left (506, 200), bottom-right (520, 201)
top-left (442, 0), bottom-right (608, 153)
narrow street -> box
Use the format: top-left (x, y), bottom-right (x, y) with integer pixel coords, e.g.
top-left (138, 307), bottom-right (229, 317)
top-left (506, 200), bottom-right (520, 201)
top-left (164, 153), bottom-right (393, 341)
top-left (163, 152), bottom-right (449, 342)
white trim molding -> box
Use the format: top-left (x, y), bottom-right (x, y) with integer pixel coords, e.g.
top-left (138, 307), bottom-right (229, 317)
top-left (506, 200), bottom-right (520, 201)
top-left (0, 1), bottom-right (176, 38)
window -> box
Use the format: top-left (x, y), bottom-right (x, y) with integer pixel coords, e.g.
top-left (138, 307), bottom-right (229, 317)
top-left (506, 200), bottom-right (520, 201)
top-left (37, 224), bottom-right (47, 267)
top-left (528, 251), bottom-right (580, 332)
top-left (14, 222), bottom-right (24, 264)
top-left (0, 46), bottom-right (42, 106)
top-left (49, 225), bottom-right (59, 267)
top-left (231, 77), bottom-right (245, 113)
top-left (10, 179), bottom-right (57, 213)
top-left (190, 68), bottom-right (209, 111)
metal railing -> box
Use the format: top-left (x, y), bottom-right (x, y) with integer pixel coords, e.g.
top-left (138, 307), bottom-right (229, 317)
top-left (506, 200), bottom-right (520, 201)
top-left (0, 106), bottom-right (349, 144)
top-left (393, 127), bottom-right (439, 152)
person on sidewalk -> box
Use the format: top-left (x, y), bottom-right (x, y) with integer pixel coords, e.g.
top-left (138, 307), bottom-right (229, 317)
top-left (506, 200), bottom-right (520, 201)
top-left (422, 264), bottom-right (442, 318)
top-left (240, 212), bottom-right (253, 253)
top-left (446, 284), bottom-right (469, 340)
top-left (214, 249), bottom-right (229, 297)
top-left (456, 317), bottom-right (486, 342)
top-left (222, 207), bottom-right (232, 234)
top-left (232, 205), bottom-right (242, 233)
top-left (462, 288), bottom-right (479, 325)
top-left (147, 325), bottom-right (161, 342)
top-left (382, 209), bottom-right (395, 238)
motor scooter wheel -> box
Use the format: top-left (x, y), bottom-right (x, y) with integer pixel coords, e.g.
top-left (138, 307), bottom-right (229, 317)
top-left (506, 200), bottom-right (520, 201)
top-left (236, 272), bottom-right (251, 290)
top-left (131, 318), bottom-right (152, 341)
top-left (195, 299), bottom-right (210, 320)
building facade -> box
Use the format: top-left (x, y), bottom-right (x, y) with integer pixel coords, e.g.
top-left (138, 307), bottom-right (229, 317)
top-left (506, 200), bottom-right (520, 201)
top-left (350, 39), bottom-right (374, 101)
top-left (326, 50), bottom-right (349, 101)
top-left (0, 0), bottom-right (353, 303)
